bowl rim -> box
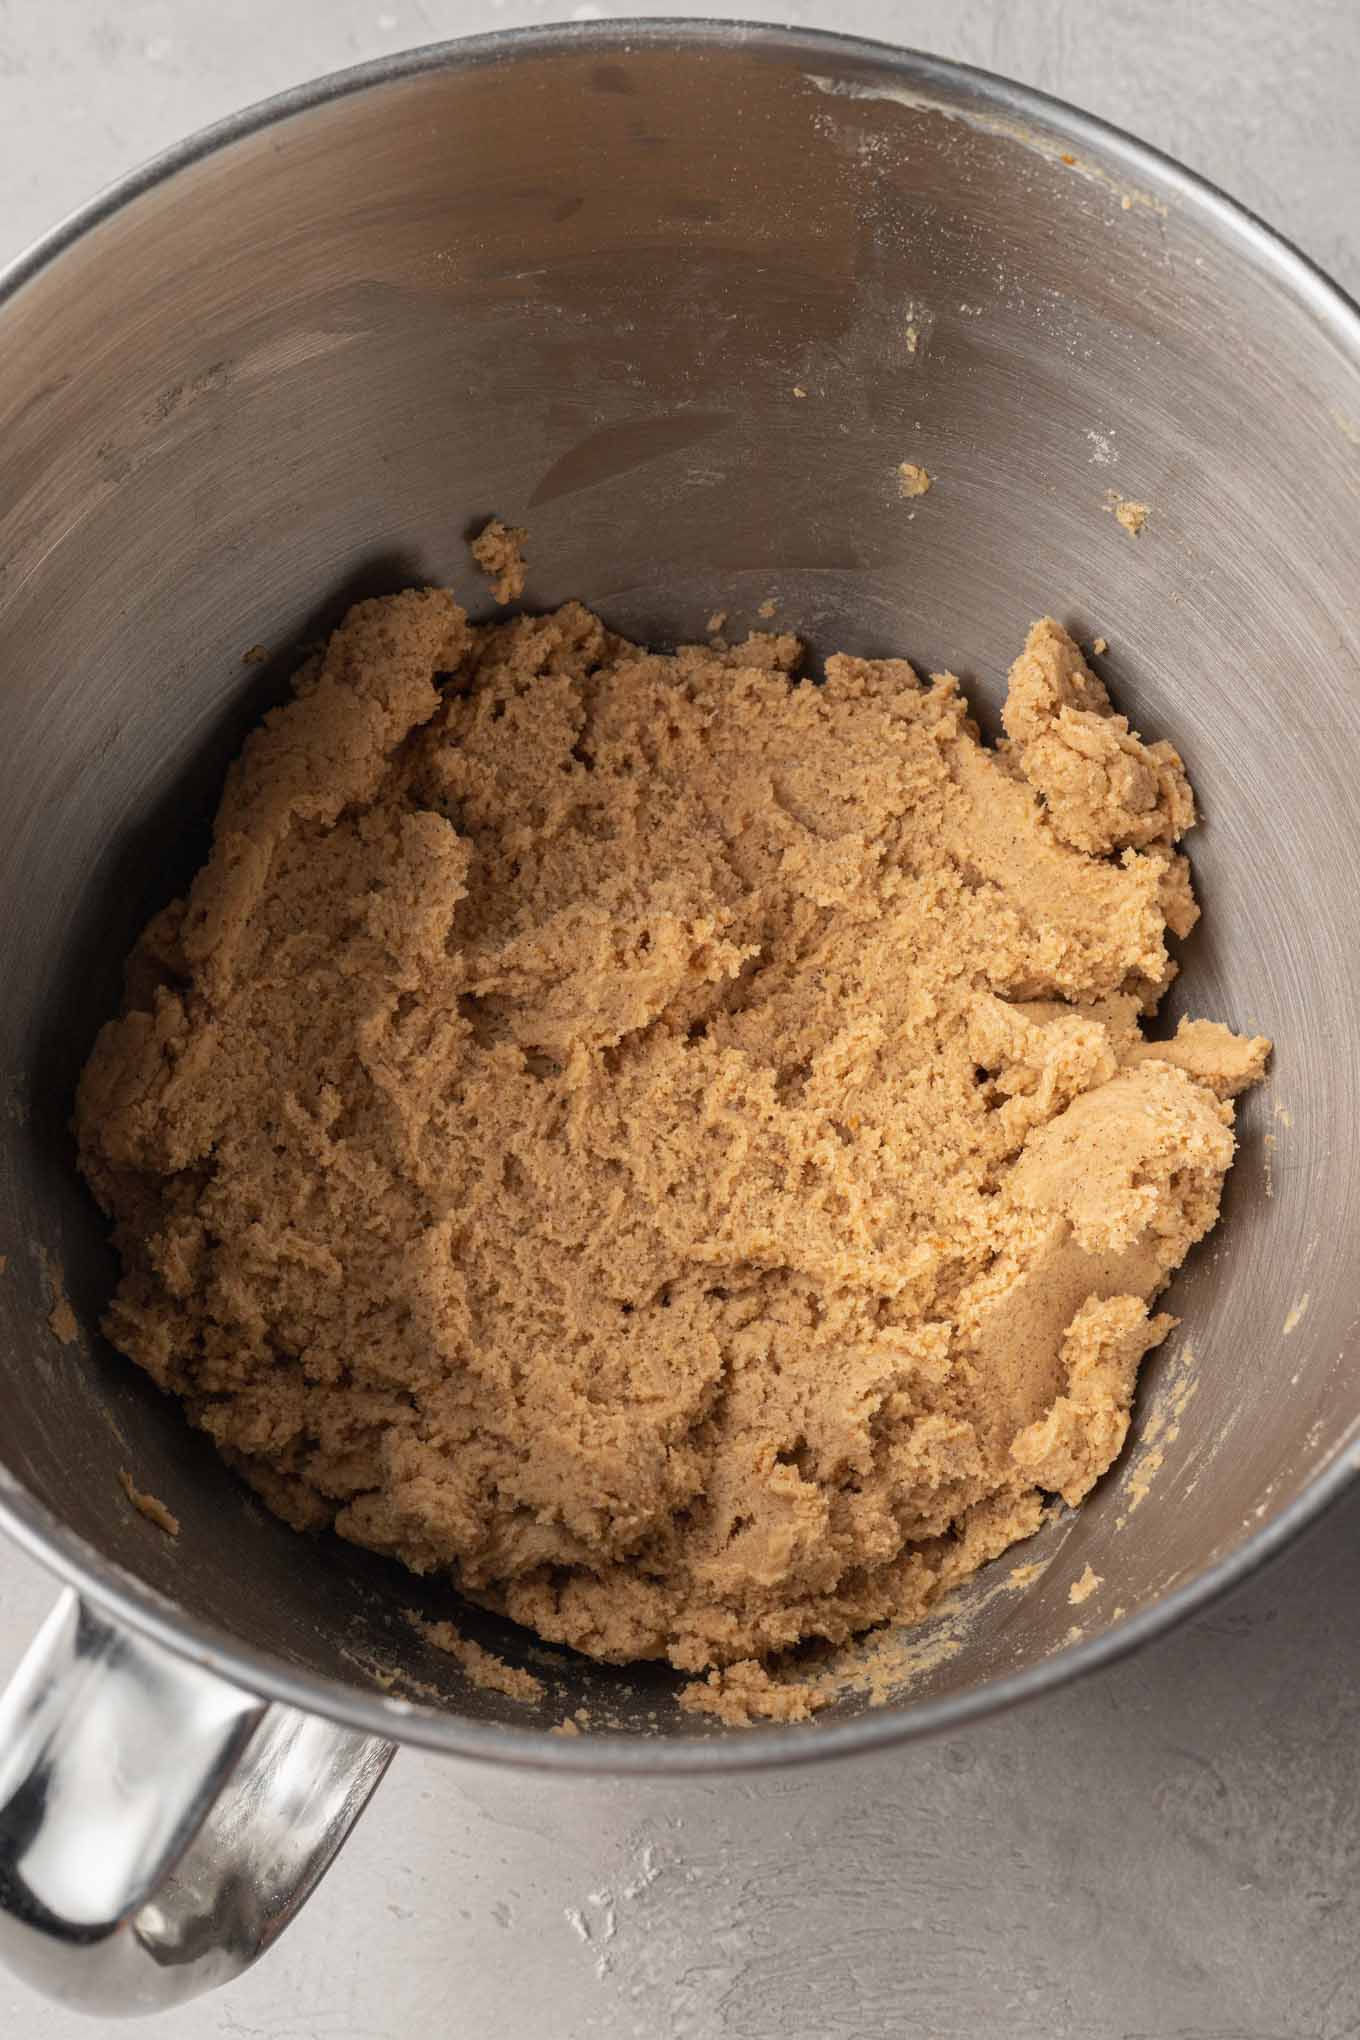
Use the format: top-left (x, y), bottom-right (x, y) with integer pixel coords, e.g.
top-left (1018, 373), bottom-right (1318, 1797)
top-left (2, 16), bottom-right (1358, 1776)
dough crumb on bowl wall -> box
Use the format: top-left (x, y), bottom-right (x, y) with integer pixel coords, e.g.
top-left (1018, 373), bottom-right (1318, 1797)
top-left (117, 1467), bottom-right (180, 1538)
top-left (71, 564), bottom-right (1269, 1716)
top-left (409, 1613), bottom-right (545, 1705)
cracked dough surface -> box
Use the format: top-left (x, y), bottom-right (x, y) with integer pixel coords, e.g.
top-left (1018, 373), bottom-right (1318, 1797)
top-left (76, 599), bottom-right (1268, 1675)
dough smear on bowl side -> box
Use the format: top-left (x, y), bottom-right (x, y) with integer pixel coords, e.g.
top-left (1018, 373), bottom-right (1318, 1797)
top-left (75, 591), bottom-right (1269, 1695)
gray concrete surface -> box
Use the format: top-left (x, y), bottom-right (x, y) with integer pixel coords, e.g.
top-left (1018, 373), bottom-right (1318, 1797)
top-left (2, 3), bottom-right (1358, 2035)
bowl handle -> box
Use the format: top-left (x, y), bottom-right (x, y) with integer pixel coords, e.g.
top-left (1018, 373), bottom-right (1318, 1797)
top-left (0, 1588), bottom-right (395, 2014)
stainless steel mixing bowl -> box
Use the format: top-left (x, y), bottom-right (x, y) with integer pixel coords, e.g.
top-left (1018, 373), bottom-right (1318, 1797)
top-left (1, 20), bottom-right (1358, 2017)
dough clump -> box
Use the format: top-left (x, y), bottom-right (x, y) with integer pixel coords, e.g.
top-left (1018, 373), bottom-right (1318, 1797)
top-left (76, 598), bottom-right (1267, 1673)
top-left (470, 518), bottom-right (528, 604)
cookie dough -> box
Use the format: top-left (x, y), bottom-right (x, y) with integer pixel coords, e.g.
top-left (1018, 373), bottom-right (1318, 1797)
top-left (1107, 494), bottom-right (1150, 537)
top-left (117, 1469), bottom-right (180, 1537)
top-left (76, 598), bottom-right (1268, 1674)
top-left (470, 517), bottom-right (528, 604)
top-left (412, 1617), bottom-right (544, 1703)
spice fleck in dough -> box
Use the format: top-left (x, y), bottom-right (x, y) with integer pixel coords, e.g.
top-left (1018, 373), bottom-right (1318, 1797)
top-left (75, 595), bottom-right (1268, 1676)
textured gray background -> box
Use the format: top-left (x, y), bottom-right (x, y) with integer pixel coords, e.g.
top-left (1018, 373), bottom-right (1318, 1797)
top-left (2, 2), bottom-right (1358, 2035)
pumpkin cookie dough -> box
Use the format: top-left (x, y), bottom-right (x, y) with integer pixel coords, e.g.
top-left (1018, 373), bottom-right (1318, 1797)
top-left (76, 597), bottom-right (1268, 1678)
top-left (470, 517), bottom-right (528, 604)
